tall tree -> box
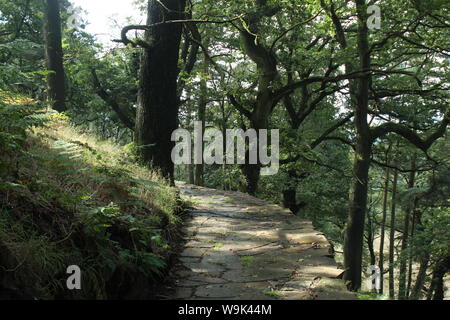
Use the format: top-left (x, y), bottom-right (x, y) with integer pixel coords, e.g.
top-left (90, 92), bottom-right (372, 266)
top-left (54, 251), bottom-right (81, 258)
top-left (341, 0), bottom-right (372, 291)
top-left (428, 256), bottom-right (450, 300)
top-left (322, 0), bottom-right (449, 291)
top-left (229, 1), bottom-right (356, 194)
top-left (195, 42), bottom-right (209, 187)
top-left (227, 1), bottom-right (279, 194)
top-left (378, 143), bottom-right (392, 294)
top-left (389, 168), bottom-right (399, 298)
top-left (121, 0), bottom-right (187, 182)
top-left (398, 153), bottom-right (417, 299)
top-left (43, 0), bottom-right (66, 112)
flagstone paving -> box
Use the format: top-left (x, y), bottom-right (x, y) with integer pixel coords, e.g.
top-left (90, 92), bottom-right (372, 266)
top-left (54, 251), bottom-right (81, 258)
top-left (167, 182), bottom-right (356, 300)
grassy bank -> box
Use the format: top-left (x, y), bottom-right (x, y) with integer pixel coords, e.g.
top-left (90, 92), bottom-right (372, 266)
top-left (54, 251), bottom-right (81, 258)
top-left (0, 95), bottom-right (184, 299)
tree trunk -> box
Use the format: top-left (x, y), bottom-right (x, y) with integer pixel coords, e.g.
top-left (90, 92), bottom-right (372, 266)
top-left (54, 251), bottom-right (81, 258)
top-left (398, 154), bottom-right (417, 299)
top-left (219, 100), bottom-right (229, 190)
top-left (366, 208), bottom-right (377, 292)
top-left (410, 252), bottom-right (429, 299)
top-left (406, 198), bottom-right (418, 297)
top-left (184, 87), bottom-right (194, 185)
top-left (235, 3), bottom-right (278, 195)
top-left (282, 170), bottom-right (307, 214)
top-left (430, 256), bottom-right (450, 300)
top-left (366, 209), bottom-right (376, 267)
top-left (242, 162), bottom-right (261, 196)
top-left (43, 0), bottom-right (66, 112)
top-left (241, 97), bottom-right (273, 195)
top-left (343, 0), bottom-right (372, 292)
top-left (283, 177), bottom-right (298, 215)
top-left (389, 169), bottom-right (399, 298)
top-left (379, 166), bottom-right (391, 294)
top-left (195, 48), bottom-right (208, 186)
top-left (282, 187), bottom-right (297, 214)
top-left (344, 144), bottom-right (371, 291)
top-left (136, 0), bottom-right (186, 183)
top-left (188, 163), bottom-right (194, 184)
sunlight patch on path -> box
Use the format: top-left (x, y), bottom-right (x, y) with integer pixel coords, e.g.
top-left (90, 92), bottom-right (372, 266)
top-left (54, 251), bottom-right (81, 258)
top-left (167, 182), bottom-right (355, 300)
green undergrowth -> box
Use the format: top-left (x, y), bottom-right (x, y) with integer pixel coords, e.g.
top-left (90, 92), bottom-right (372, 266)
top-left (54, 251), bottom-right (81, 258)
top-left (357, 292), bottom-right (390, 300)
top-left (0, 95), bottom-right (185, 299)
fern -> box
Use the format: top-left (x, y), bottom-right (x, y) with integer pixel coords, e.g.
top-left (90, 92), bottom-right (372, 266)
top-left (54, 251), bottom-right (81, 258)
top-left (52, 140), bottom-right (85, 160)
top-left (0, 98), bottom-right (48, 174)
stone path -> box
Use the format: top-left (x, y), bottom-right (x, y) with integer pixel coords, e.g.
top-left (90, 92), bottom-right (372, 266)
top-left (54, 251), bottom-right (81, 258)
top-left (168, 182), bottom-right (355, 300)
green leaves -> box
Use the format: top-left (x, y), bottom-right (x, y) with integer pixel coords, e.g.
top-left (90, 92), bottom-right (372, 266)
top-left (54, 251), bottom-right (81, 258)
top-left (132, 178), bottom-right (162, 190)
top-left (52, 140), bottom-right (84, 160)
top-left (413, 0), bottom-right (449, 13)
top-left (0, 98), bottom-right (47, 163)
top-left (80, 202), bottom-right (122, 232)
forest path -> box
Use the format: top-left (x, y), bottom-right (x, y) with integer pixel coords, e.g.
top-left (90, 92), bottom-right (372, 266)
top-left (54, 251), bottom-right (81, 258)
top-left (168, 182), bottom-right (355, 300)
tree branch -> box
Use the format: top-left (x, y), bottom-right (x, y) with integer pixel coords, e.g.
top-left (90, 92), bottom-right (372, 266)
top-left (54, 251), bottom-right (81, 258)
top-left (310, 112), bottom-right (354, 149)
top-left (113, 15), bottom-right (244, 48)
top-left (91, 69), bottom-right (135, 131)
top-left (370, 109), bottom-right (449, 151)
top-left (280, 113), bottom-right (354, 165)
top-left (227, 94), bottom-right (252, 119)
top-left (273, 70), bottom-right (367, 103)
top-left (270, 10), bottom-right (323, 52)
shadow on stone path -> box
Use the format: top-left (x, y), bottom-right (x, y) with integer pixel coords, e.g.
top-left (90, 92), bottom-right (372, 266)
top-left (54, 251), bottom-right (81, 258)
top-left (168, 182), bottom-right (356, 300)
